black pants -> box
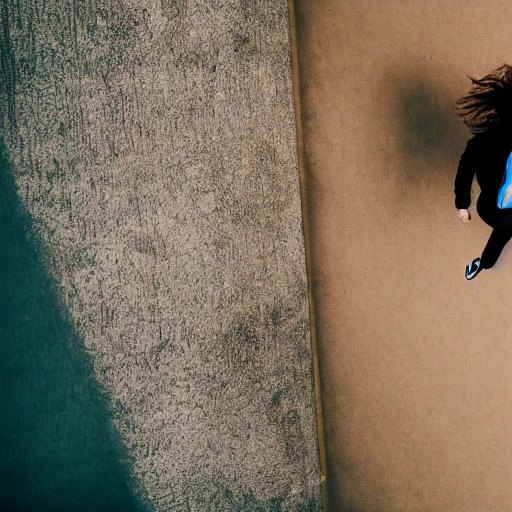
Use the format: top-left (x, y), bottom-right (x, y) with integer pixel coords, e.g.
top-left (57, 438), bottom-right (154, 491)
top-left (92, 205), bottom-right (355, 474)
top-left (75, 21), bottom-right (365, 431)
top-left (477, 196), bottom-right (512, 269)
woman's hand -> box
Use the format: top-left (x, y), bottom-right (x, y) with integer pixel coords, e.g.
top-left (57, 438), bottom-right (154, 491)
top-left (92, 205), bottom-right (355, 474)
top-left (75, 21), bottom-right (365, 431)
top-left (458, 209), bottom-right (471, 223)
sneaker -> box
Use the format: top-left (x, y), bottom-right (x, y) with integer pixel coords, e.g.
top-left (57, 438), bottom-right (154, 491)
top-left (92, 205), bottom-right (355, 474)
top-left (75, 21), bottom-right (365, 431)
top-left (465, 257), bottom-right (482, 280)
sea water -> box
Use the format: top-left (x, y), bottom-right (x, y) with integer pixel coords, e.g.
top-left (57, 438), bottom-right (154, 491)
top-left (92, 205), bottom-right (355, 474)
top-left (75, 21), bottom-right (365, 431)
top-left (0, 142), bottom-right (148, 512)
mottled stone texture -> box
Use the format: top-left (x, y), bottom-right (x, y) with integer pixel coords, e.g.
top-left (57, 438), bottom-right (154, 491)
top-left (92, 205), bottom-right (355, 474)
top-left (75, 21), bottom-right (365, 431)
top-left (0, 0), bottom-right (320, 510)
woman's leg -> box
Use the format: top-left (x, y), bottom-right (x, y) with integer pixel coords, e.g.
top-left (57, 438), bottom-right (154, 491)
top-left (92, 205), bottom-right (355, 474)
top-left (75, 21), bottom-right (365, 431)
top-left (467, 198), bottom-right (512, 277)
top-left (476, 196), bottom-right (503, 227)
top-left (480, 226), bottom-right (512, 269)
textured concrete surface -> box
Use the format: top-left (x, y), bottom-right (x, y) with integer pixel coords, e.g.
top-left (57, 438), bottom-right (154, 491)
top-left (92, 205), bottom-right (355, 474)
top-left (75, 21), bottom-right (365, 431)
top-left (294, 1), bottom-right (512, 511)
top-left (0, 1), bottom-right (321, 510)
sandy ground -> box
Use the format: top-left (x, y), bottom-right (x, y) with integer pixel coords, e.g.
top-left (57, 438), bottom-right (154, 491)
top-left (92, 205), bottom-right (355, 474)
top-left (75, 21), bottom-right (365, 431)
top-left (294, 1), bottom-right (512, 510)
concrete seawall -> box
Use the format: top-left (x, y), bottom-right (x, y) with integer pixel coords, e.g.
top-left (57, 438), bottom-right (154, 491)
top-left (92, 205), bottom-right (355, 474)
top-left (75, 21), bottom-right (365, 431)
top-left (0, 1), bottom-right (321, 510)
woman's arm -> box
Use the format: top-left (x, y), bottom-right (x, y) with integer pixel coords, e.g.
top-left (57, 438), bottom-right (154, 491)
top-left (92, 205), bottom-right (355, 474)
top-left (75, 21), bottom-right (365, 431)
top-left (458, 208), bottom-right (471, 223)
top-left (454, 136), bottom-right (479, 210)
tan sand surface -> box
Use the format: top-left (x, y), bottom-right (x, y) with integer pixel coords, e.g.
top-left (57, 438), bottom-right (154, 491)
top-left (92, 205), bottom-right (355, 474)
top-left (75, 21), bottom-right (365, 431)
top-left (294, 1), bottom-right (512, 510)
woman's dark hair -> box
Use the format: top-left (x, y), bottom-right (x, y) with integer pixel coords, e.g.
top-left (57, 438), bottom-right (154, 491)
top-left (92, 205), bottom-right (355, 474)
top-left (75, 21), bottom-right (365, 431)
top-left (456, 64), bottom-right (512, 133)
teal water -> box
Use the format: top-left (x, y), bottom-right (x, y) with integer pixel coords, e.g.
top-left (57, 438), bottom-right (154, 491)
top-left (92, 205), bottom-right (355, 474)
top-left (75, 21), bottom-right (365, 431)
top-left (0, 142), bottom-right (148, 512)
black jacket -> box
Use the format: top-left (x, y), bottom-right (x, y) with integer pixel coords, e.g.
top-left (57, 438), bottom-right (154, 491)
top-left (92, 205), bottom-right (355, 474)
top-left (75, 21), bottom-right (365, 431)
top-left (454, 125), bottom-right (512, 210)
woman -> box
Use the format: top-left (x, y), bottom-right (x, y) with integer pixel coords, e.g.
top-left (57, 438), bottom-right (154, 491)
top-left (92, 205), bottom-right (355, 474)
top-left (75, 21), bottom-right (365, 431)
top-left (454, 64), bottom-right (512, 280)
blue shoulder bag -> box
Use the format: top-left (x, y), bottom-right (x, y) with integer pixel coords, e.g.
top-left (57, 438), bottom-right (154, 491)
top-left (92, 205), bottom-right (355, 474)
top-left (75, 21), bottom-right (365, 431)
top-left (497, 151), bottom-right (512, 209)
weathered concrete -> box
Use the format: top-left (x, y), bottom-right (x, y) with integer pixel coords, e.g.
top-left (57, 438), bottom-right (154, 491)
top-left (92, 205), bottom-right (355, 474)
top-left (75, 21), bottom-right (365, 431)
top-left (0, 0), bottom-right (321, 510)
